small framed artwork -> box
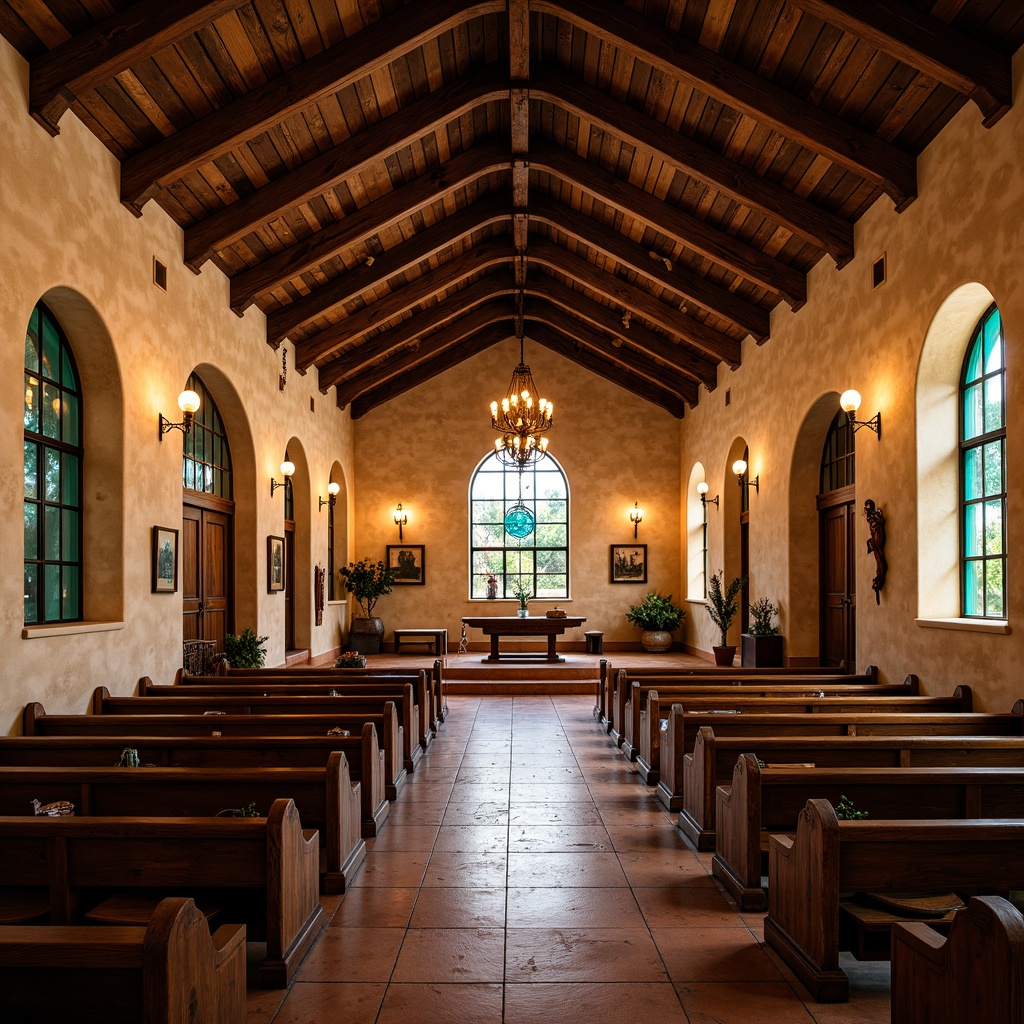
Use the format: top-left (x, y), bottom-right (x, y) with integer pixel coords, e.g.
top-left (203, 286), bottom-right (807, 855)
top-left (610, 544), bottom-right (648, 584)
top-left (268, 535), bottom-right (286, 593)
top-left (387, 544), bottom-right (425, 585)
top-left (152, 526), bottom-right (178, 593)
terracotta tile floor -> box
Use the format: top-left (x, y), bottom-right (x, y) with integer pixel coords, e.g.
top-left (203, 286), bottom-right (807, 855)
top-left (255, 696), bottom-right (891, 1023)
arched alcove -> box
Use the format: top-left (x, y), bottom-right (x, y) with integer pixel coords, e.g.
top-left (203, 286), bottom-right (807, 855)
top-left (686, 461), bottom-right (707, 600)
top-left (329, 461), bottom-right (349, 597)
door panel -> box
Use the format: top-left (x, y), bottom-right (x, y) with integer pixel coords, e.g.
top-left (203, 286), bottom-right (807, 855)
top-left (182, 502), bottom-right (232, 654)
top-left (819, 499), bottom-right (856, 671)
top-left (284, 522), bottom-right (295, 651)
top-left (182, 507), bottom-right (200, 642)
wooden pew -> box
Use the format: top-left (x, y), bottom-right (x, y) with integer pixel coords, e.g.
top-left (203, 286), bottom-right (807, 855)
top-left (0, 755), bottom-right (369, 893)
top-left (764, 798), bottom-right (1024, 1001)
top-left (0, 728), bottom-right (390, 832)
top-left (0, 797), bottom-right (324, 988)
top-left (629, 680), bottom-right (955, 778)
top-left (0, 896), bottom-right (246, 1024)
top-left (23, 701), bottom-right (405, 809)
top-left (668, 704), bottom-right (1024, 845)
top-left (713, 754), bottom-right (1024, 910)
top-left (891, 896), bottom-right (1024, 1024)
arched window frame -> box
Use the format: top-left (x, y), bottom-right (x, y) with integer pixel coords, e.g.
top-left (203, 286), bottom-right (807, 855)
top-left (182, 372), bottom-right (232, 498)
top-left (24, 301), bottom-right (83, 624)
top-left (469, 453), bottom-right (569, 599)
top-left (959, 304), bottom-right (1006, 619)
top-left (820, 410), bottom-right (856, 493)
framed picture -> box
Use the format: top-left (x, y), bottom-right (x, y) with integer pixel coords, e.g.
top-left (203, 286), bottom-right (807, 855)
top-left (387, 544), bottom-right (425, 585)
top-left (152, 526), bottom-right (178, 593)
top-left (610, 544), bottom-right (648, 584)
top-left (268, 535), bottom-right (286, 593)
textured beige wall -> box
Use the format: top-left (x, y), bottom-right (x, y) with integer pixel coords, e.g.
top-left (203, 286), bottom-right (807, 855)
top-left (353, 338), bottom-right (681, 649)
top-left (679, 49), bottom-right (1024, 709)
top-left (0, 38), bottom-right (353, 731)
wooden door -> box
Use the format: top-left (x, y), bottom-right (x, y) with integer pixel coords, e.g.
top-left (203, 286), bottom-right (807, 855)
top-left (182, 498), bottom-right (233, 654)
top-left (818, 486), bottom-right (856, 671)
top-left (284, 521), bottom-right (295, 651)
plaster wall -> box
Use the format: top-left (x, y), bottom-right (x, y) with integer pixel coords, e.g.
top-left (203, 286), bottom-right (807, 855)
top-left (679, 49), bottom-right (1024, 710)
top-left (0, 37), bottom-right (354, 731)
top-left (353, 339), bottom-right (681, 649)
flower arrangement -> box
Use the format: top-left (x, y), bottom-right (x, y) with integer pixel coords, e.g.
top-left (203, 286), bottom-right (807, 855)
top-left (334, 651), bottom-right (367, 669)
top-left (510, 575), bottom-right (533, 609)
top-left (339, 558), bottom-right (397, 617)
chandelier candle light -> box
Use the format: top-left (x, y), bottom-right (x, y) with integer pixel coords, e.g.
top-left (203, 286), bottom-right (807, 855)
top-left (489, 335), bottom-right (553, 470)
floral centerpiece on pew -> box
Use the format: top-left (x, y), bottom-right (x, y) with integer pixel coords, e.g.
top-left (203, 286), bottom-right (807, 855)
top-left (340, 558), bottom-right (397, 655)
top-left (334, 651), bottom-right (367, 669)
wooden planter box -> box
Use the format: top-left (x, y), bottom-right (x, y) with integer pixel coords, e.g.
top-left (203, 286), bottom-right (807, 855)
top-left (741, 633), bottom-right (784, 667)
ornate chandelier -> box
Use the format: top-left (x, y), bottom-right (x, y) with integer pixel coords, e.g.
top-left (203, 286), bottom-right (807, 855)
top-left (489, 324), bottom-right (553, 470)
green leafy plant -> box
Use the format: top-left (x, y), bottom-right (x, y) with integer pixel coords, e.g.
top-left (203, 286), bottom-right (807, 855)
top-left (706, 572), bottom-right (747, 647)
top-left (510, 575), bottom-right (533, 608)
top-left (834, 795), bottom-right (868, 820)
top-left (748, 597), bottom-right (780, 636)
top-left (115, 747), bottom-right (140, 767)
top-left (626, 593), bottom-right (685, 632)
top-left (217, 802), bottom-right (260, 818)
top-left (339, 558), bottom-right (397, 617)
top-left (222, 627), bottom-right (268, 669)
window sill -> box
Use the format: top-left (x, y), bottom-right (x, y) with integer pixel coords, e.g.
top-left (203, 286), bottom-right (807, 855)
top-left (327, 600), bottom-right (347, 607)
top-left (22, 620), bottom-right (126, 640)
top-left (467, 599), bottom-right (574, 604)
top-left (915, 617), bottom-right (1010, 635)
top-left (685, 598), bottom-right (709, 606)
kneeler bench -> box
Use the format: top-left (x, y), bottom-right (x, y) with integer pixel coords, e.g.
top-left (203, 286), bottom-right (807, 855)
top-left (393, 628), bottom-right (447, 656)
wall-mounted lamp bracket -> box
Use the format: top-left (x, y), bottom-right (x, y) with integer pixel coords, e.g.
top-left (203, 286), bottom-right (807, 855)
top-left (629, 501), bottom-right (644, 539)
top-left (394, 503), bottom-right (408, 540)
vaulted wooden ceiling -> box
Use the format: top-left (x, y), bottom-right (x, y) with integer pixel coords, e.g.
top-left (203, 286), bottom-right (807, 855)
top-left (3, 0), bottom-right (1021, 417)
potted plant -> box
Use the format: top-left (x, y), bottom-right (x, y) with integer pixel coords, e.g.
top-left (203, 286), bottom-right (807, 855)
top-left (222, 627), bottom-right (268, 668)
top-left (626, 592), bottom-right (685, 652)
top-left (742, 597), bottom-right (783, 667)
top-left (510, 575), bottom-right (532, 617)
top-left (340, 557), bottom-right (397, 654)
top-left (334, 650), bottom-right (367, 669)
top-left (485, 573), bottom-right (499, 600)
top-left (705, 572), bottom-right (747, 666)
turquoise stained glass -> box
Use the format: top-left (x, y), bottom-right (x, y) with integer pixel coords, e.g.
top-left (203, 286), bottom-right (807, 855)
top-left (505, 503), bottom-right (535, 538)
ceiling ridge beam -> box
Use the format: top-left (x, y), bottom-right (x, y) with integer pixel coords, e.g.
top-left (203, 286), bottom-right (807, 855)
top-left (29, 0), bottom-right (249, 136)
top-left (267, 193), bottom-right (511, 346)
top-left (786, 0), bottom-right (1011, 128)
top-left (229, 142), bottom-right (510, 313)
top-left (536, 0), bottom-right (917, 210)
top-left (531, 65), bottom-right (854, 266)
top-left (119, 0), bottom-right (505, 213)
top-left (183, 64), bottom-right (508, 270)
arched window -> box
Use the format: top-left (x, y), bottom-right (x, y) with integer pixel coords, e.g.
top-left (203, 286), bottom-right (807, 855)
top-left (182, 372), bottom-right (232, 498)
top-left (24, 302), bottom-right (83, 623)
top-left (470, 454), bottom-right (569, 599)
top-left (820, 410), bottom-right (855, 493)
top-left (960, 305), bottom-right (1005, 618)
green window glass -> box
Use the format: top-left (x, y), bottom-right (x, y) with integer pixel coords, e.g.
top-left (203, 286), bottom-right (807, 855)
top-left (24, 302), bottom-right (83, 624)
top-left (820, 411), bottom-right (856, 493)
top-left (182, 373), bottom-right (232, 498)
top-left (470, 454), bottom-right (569, 599)
top-left (960, 305), bottom-right (1005, 618)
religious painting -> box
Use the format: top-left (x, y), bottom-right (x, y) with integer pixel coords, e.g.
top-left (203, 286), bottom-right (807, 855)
top-left (152, 526), bottom-right (178, 593)
top-left (267, 535), bottom-right (285, 593)
top-left (610, 544), bottom-right (648, 584)
top-left (387, 544), bottom-right (425, 585)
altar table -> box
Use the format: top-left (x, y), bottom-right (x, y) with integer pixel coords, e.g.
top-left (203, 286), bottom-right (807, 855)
top-left (460, 615), bottom-right (587, 663)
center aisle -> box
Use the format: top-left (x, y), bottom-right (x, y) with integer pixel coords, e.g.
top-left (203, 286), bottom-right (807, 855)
top-left (250, 696), bottom-right (890, 1023)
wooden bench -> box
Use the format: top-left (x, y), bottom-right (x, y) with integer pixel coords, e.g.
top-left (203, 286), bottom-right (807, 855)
top-left (0, 797), bottom-right (324, 988)
top-left (764, 798), bottom-right (1024, 1001)
top-left (0, 753), bottom-right (370, 893)
top-left (892, 896), bottom-right (1024, 1024)
top-left (667, 704), bottom-right (1024, 847)
top-left (0, 728), bottom-right (391, 833)
top-left (713, 754), bottom-right (1024, 910)
top-left (0, 896), bottom-right (246, 1024)
top-left (393, 628), bottom-right (447, 656)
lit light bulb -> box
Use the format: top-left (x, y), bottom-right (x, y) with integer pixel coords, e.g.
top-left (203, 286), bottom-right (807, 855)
top-left (697, 481), bottom-right (709, 496)
top-left (732, 459), bottom-right (748, 478)
top-left (840, 389), bottom-right (862, 414)
top-left (177, 389), bottom-right (201, 414)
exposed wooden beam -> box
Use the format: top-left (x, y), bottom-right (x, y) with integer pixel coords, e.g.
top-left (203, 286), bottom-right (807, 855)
top-left (787, 0), bottom-right (1012, 128)
top-left (183, 65), bottom-right (507, 270)
top-left (29, 0), bottom-right (248, 136)
top-left (538, 0), bottom-right (918, 210)
top-left (230, 143), bottom-right (510, 313)
top-left (531, 66), bottom-right (855, 266)
top-left (526, 321), bottom-right (687, 418)
top-left (119, 0), bottom-right (505, 213)
top-left (530, 193), bottom-right (769, 340)
top-left (528, 237), bottom-right (742, 366)
top-left (530, 139), bottom-right (806, 308)
top-left (266, 194), bottom-right (510, 346)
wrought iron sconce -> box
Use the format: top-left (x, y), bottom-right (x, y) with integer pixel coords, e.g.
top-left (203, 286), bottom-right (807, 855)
top-left (270, 460), bottom-right (295, 496)
top-left (840, 389), bottom-right (881, 438)
top-left (159, 389), bottom-right (200, 440)
top-left (319, 480), bottom-right (340, 511)
top-left (697, 481), bottom-right (719, 510)
top-left (394, 503), bottom-right (408, 541)
top-left (732, 459), bottom-right (759, 493)
top-left (629, 501), bottom-right (644, 539)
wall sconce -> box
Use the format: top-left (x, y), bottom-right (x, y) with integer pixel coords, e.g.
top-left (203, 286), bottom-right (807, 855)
top-left (319, 480), bottom-right (340, 511)
top-left (270, 460), bottom-right (295, 496)
top-left (840, 389), bottom-right (881, 438)
top-left (159, 389), bottom-right (200, 440)
top-left (629, 501), bottom-right (644, 539)
top-left (733, 459), bottom-right (759, 493)
top-left (697, 481), bottom-right (719, 509)
top-left (394, 503), bottom-right (408, 541)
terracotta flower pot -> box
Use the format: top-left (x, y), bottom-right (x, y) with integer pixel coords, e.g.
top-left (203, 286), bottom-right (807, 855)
top-left (713, 644), bottom-right (737, 666)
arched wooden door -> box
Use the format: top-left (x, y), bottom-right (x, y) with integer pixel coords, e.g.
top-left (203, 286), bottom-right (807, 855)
top-left (818, 411), bottom-right (855, 670)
